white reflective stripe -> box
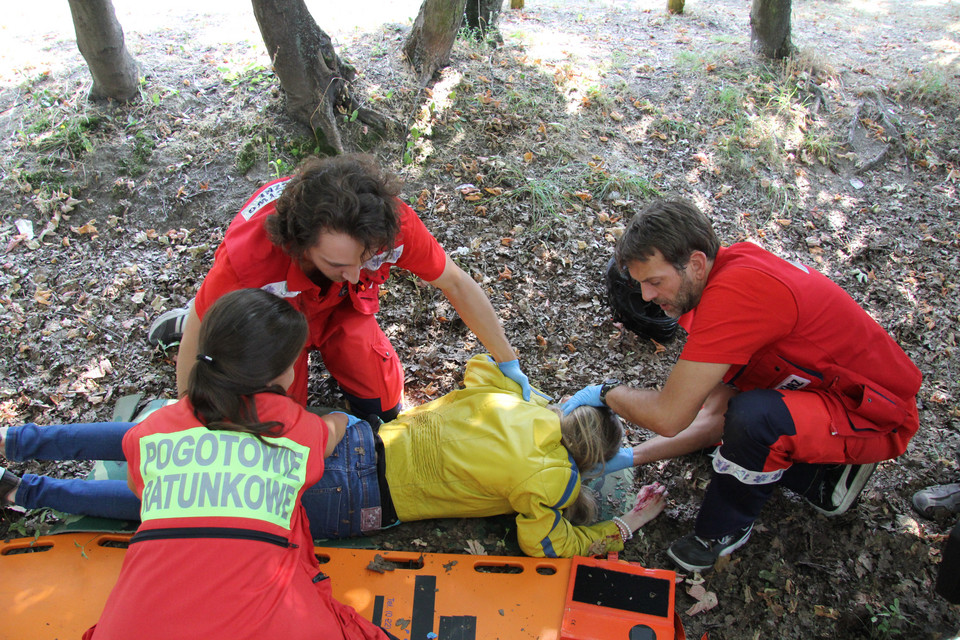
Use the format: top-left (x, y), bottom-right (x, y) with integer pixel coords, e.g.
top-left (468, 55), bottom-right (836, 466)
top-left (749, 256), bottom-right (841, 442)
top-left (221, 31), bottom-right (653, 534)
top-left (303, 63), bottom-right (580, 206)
top-left (712, 450), bottom-right (784, 485)
top-left (239, 180), bottom-right (289, 221)
top-left (362, 244), bottom-right (404, 271)
top-left (261, 281), bottom-right (299, 299)
top-left (785, 259), bottom-right (810, 274)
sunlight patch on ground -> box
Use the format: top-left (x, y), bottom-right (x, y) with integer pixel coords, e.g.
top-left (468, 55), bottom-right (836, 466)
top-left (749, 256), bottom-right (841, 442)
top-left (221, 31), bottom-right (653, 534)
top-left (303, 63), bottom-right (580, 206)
top-left (928, 38), bottom-right (960, 68)
top-left (503, 24), bottom-right (619, 116)
top-left (0, 0), bottom-right (422, 87)
top-left (407, 69), bottom-right (465, 165)
top-left (843, 0), bottom-right (891, 17)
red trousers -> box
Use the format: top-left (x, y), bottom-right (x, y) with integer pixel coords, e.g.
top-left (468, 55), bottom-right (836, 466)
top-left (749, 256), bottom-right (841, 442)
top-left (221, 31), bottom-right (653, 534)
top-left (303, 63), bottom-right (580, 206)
top-left (288, 301), bottom-right (403, 414)
top-left (695, 388), bottom-right (918, 538)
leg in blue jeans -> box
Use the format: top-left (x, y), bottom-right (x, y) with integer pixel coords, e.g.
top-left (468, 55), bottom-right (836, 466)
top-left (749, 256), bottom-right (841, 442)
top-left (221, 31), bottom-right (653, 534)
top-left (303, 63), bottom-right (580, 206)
top-left (6, 420), bottom-right (387, 529)
top-left (5, 422), bottom-right (140, 520)
top-left (6, 422), bottom-right (133, 461)
top-left (16, 476), bottom-right (140, 520)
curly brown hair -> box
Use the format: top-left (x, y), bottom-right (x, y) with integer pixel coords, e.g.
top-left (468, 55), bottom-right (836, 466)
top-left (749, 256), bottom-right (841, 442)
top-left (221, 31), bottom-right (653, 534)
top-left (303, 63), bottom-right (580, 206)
top-left (265, 154), bottom-right (403, 259)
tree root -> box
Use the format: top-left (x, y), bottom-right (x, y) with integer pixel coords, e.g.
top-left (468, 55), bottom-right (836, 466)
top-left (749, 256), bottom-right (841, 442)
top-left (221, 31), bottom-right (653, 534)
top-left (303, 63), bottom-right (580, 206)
top-left (850, 90), bottom-right (910, 175)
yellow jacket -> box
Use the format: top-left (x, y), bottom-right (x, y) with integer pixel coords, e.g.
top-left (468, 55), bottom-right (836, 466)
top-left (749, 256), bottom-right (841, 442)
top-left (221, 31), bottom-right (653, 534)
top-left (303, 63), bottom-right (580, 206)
top-left (381, 355), bottom-right (622, 557)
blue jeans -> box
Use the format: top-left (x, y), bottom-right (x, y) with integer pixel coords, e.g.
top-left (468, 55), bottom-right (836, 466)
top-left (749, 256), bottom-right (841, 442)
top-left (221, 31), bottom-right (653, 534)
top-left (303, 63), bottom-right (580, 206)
top-left (6, 421), bottom-right (386, 539)
top-left (301, 421), bottom-right (385, 540)
top-left (7, 422), bottom-right (139, 520)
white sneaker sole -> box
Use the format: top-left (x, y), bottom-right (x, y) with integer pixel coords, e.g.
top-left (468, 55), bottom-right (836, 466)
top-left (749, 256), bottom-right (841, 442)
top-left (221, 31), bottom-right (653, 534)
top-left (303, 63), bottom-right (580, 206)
top-left (811, 462), bottom-right (877, 517)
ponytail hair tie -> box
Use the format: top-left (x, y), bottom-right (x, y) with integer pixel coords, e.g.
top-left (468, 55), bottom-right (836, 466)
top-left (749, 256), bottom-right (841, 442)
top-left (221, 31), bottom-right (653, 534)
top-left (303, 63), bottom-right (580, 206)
top-left (196, 354), bottom-right (214, 364)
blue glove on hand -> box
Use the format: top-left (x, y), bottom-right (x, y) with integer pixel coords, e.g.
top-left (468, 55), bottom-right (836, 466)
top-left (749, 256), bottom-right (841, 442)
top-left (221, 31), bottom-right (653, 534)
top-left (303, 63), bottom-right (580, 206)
top-left (498, 359), bottom-right (534, 401)
top-left (604, 447), bottom-right (635, 474)
top-left (585, 447), bottom-right (635, 477)
top-left (326, 411), bottom-right (363, 428)
top-left (560, 384), bottom-right (604, 415)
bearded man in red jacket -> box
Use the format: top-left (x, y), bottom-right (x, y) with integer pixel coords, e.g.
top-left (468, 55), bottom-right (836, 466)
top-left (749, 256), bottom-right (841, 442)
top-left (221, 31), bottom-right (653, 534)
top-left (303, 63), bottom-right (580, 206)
top-left (564, 198), bottom-right (921, 573)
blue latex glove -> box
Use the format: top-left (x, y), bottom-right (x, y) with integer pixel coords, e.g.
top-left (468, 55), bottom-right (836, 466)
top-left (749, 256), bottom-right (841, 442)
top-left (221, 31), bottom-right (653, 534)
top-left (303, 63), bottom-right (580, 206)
top-left (325, 411), bottom-right (363, 428)
top-left (587, 447), bottom-right (635, 476)
top-left (498, 358), bottom-right (532, 401)
top-left (560, 384), bottom-right (604, 415)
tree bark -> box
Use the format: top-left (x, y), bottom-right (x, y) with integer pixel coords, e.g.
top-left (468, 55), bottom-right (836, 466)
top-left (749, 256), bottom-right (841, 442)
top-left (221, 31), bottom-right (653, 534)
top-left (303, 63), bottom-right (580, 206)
top-left (404, 0), bottom-right (468, 87)
top-left (464, 0), bottom-right (503, 36)
top-left (750, 0), bottom-right (794, 59)
top-left (667, 0), bottom-right (685, 15)
top-left (251, 0), bottom-right (394, 153)
top-left (67, 0), bottom-right (139, 101)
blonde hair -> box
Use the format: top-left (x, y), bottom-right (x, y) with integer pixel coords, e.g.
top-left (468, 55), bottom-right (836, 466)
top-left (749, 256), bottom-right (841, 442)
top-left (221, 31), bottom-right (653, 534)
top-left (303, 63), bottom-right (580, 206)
top-left (550, 405), bottom-right (624, 525)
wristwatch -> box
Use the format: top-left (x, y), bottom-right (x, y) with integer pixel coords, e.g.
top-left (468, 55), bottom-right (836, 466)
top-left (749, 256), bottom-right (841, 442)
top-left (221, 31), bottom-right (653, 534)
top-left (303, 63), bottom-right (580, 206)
top-left (599, 379), bottom-right (620, 406)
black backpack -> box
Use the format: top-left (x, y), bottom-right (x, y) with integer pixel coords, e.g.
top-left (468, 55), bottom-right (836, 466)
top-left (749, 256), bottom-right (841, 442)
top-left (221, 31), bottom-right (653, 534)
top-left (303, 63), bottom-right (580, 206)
top-left (605, 258), bottom-right (679, 343)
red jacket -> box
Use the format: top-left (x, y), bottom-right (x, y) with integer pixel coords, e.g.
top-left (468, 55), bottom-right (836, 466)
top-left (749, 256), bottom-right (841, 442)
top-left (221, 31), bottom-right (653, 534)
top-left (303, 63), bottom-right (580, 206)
top-left (680, 243), bottom-right (921, 441)
top-left (194, 177), bottom-right (448, 321)
top-left (86, 394), bottom-right (387, 640)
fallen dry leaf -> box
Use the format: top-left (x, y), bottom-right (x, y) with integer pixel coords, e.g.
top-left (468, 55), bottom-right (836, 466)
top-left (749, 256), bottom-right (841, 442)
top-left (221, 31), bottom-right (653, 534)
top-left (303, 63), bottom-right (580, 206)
top-left (814, 605), bottom-right (840, 619)
top-left (464, 539), bottom-right (487, 555)
top-left (72, 222), bottom-right (98, 235)
top-left (685, 584), bottom-right (719, 616)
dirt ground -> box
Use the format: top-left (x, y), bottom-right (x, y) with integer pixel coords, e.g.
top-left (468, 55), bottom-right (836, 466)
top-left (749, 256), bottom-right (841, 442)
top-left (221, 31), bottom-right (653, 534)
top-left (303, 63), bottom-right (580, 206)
top-left (1, 0), bottom-right (959, 637)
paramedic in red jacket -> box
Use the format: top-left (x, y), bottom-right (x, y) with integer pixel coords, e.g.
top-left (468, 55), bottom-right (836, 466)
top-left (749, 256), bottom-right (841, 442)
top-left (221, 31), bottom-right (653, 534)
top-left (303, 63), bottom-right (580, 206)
top-left (86, 288), bottom-right (393, 640)
top-left (168, 154), bottom-right (534, 421)
top-left (562, 198), bottom-right (921, 573)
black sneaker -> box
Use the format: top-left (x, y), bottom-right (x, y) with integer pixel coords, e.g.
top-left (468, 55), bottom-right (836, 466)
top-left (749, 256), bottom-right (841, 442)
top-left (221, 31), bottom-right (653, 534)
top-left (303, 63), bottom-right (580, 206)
top-left (147, 306), bottom-right (190, 348)
top-left (666, 523), bottom-right (753, 573)
top-left (806, 462), bottom-right (877, 516)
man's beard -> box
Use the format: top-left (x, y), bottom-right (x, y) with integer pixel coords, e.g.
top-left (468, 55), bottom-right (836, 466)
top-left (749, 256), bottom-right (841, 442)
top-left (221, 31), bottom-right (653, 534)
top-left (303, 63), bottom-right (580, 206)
top-left (654, 273), bottom-right (700, 318)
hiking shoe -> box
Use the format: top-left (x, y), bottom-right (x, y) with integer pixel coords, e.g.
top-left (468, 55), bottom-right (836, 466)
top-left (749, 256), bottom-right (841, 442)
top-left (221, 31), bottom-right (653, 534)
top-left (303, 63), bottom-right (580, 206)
top-left (806, 462), bottom-right (877, 516)
top-left (913, 483), bottom-right (960, 520)
top-left (1, 466), bottom-right (21, 506)
top-left (147, 305), bottom-right (190, 348)
top-left (666, 523), bottom-right (753, 573)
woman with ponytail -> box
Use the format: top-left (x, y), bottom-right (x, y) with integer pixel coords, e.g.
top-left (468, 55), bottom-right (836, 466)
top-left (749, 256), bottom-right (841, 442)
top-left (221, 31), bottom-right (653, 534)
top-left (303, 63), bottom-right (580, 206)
top-left (83, 288), bottom-right (392, 640)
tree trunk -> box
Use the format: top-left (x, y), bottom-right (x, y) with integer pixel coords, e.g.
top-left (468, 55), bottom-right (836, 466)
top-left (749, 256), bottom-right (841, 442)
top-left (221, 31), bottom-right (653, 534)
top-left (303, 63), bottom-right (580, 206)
top-left (667, 0), bottom-right (685, 14)
top-left (251, 0), bottom-right (394, 153)
top-left (464, 0), bottom-right (503, 36)
top-left (67, 0), bottom-right (139, 101)
top-left (403, 0), bottom-right (468, 87)
top-left (750, 0), bottom-right (794, 59)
